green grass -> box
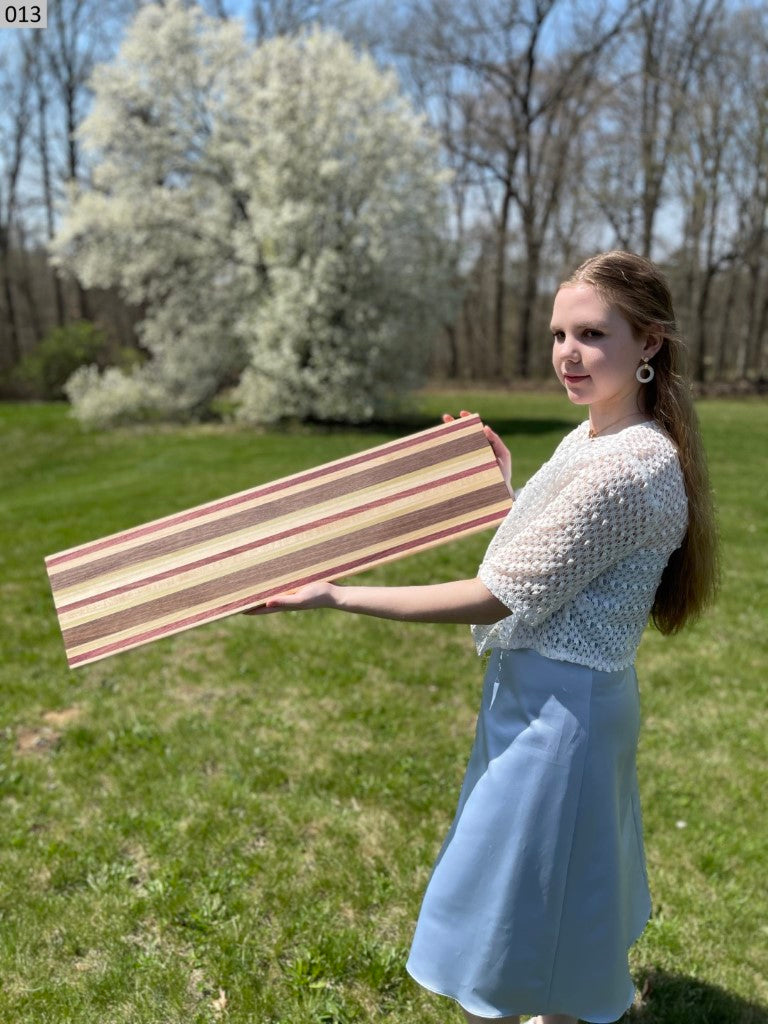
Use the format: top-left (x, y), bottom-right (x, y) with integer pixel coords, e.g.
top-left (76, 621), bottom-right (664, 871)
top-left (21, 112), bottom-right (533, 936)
top-left (0, 392), bottom-right (766, 1024)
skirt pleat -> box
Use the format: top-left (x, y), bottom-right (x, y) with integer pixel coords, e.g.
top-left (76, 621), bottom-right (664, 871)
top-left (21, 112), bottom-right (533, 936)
top-left (406, 647), bottom-right (651, 1022)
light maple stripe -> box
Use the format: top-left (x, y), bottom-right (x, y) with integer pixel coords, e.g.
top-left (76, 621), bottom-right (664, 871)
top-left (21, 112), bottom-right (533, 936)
top-left (65, 506), bottom-right (509, 669)
top-left (62, 500), bottom-right (510, 665)
top-left (46, 427), bottom-right (471, 576)
top-left (66, 506), bottom-right (507, 668)
top-left (50, 447), bottom-right (490, 609)
top-left (46, 415), bottom-right (512, 668)
top-left (45, 416), bottom-right (478, 569)
top-left (61, 492), bottom-right (509, 654)
top-left (47, 433), bottom-right (487, 594)
top-left (46, 429), bottom-right (486, 589)
top-left (61, 482), bottom-right (503, 647)
top-left (55, 460), bottom-right (498, 616)
top-left (58, 475), bottom-right (505, 659)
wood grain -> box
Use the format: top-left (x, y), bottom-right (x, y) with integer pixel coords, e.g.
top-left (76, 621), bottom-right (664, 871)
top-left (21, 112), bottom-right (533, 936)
top-left (45, 415), bottom-right (512, 668)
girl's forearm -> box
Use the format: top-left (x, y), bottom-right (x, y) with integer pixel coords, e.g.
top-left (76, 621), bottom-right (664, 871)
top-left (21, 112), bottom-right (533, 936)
top-left (331, 576), bottom-right (509, 625)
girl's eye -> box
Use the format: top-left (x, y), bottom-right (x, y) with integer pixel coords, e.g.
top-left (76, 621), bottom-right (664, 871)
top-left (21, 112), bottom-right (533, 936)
top-left (551, 329), bottom-right (604, 342)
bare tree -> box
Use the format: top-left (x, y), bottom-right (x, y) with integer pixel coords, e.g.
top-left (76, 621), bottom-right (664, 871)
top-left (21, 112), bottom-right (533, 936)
top-left (36, 0), bottom-right (112, 319)
top-left (581, 0), bottom-right (725, 264)
top-left (24, 32), bottom-right (67, 327)
top-left (2, 0), bottom-right (765, 393)
top-left (396, 0), bottom-right (640, 381)
top-left (727, 6), bottom-right (768, 380)
top-left (674, 3), bottom-right (768, 384)
top-left (0, 44), bottom-right (34, 372)
top-left (636, 0), bottom-right (725, 257)
top-left (673, 18), bottom-right (738, 382)
top-left (247, 0), bottom-right (357, 39)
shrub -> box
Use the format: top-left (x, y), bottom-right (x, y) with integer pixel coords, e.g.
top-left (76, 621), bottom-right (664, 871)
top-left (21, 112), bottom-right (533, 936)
top-left (14, 321), bottom-right (137, 400)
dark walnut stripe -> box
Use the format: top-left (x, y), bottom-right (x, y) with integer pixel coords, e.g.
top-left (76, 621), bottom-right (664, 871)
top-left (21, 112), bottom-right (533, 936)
top-left (57, 460), bottom-right (498, 615)
top-left (66, 506), bottom-right (506, 667)
top-left (50, 429), bottom-right (487, 592)
top-left (46, 415), bottom-right (479, 569)
top-left (62, 482), bottom-right (504, 650)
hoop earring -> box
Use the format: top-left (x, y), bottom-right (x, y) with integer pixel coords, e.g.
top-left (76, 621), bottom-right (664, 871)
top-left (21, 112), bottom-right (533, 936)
top-left (636, 359), bottom-right (655, 383)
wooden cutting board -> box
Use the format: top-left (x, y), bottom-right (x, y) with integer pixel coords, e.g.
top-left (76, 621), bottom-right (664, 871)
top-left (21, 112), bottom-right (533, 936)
top-left (45, 414), bottom-right (511, 668)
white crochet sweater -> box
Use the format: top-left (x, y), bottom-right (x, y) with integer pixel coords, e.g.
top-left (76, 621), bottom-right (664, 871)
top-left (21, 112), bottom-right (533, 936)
top-left (472, 418), bottom-right (688, 671)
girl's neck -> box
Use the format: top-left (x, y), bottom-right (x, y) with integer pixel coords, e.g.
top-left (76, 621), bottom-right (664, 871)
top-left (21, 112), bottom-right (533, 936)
top-left (587, 409), bottom-right (651, 438)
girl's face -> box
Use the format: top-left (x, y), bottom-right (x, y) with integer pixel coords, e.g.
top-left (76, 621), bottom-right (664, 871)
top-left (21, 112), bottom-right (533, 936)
top-left (550, 283), bottom-right (658, 415)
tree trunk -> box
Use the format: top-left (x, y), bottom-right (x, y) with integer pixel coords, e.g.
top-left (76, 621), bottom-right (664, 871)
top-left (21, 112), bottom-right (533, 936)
top-left (715, 264), bottom-right (738, 378)
top-left (516, 231), bottom-right (541, 380)
top-left (16, 226), bottom-right (45, 342)
top-left (492, 184), bottom-right (513, 382)
top-left (442, 320), bottom-right (458, 379)
top-left (752, 277), bottom-right (768, 378)
top-left (36, 49), bottom-right (66, 327)
top-left (0, 252), bottom-right (21, 367)
top-left (694, 267), bottom-right (717, 381)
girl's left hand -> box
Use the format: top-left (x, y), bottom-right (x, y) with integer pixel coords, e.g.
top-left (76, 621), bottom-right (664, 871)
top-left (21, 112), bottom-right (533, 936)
top-left (242, 580), bottom-right (338, 615)
top-left (443, 409), bottom-right (513, 496)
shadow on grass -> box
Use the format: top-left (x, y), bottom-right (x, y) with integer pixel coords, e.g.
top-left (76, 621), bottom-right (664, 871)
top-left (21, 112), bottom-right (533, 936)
top-left (302, 413), bottom-right (577, 439)
top-left (624, 968), bottom-right (768, 1024)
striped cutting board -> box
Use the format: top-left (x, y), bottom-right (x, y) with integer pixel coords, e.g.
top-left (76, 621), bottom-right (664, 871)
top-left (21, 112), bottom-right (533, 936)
top-left (45, 414), bottom-right (512, 668)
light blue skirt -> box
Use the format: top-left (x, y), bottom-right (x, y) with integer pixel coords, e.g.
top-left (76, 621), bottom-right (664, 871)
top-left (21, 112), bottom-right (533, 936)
top-left (406, 647), bottom-right (651, 1022)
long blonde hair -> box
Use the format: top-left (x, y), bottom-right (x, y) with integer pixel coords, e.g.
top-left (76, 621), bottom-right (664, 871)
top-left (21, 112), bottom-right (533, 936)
top-left (562, 250), bottom-right (720, 634)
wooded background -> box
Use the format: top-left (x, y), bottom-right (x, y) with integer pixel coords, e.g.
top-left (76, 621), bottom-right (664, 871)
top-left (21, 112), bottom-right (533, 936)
top-left (2, 0), bottom-right (767, 398)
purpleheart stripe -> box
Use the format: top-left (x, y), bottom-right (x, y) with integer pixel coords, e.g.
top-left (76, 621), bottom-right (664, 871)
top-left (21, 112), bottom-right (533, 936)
top-left (56, 458), bottom-right (499, 615)
top-left (47, 429), bottom-right (486, 592)
top-left (66, 507), bottom-right (506, 667)
top-left (48, 416), bottom-right (512, 668)
top-left (60, 484), bottom-right (504, 650)
top-left (45, 415), bottom-right (480, 569)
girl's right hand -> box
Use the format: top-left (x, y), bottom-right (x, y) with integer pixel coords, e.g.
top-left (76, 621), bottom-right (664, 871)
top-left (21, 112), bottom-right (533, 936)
top-left (442, 410), bottom-right (513, 498)
top-left (242, 580), bottom-right (339, 614)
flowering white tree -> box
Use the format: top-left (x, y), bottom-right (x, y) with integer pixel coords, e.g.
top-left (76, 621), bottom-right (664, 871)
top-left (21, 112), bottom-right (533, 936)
top-left (49, 0), bottom-right (452, 425)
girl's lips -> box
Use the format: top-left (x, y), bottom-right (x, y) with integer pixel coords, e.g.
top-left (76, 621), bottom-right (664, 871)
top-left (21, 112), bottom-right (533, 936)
top-left (564, 373), bottom-right (590, 382)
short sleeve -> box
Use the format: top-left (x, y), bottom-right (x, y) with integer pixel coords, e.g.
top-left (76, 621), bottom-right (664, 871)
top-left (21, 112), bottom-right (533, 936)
top-left (478, 453), bottom-right (658, 630)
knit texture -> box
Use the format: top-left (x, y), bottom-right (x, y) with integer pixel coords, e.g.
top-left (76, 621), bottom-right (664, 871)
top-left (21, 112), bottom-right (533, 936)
top-left (472, 419), bottom-right (688, 671)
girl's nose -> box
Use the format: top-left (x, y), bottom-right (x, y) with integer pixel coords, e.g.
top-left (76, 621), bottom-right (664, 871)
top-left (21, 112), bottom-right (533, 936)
top-left (561, 334), bottom-right (582, 360)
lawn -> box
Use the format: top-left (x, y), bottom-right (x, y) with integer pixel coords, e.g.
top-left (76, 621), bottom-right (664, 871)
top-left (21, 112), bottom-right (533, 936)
top-left (0, 392), bottom-right (766, 1024)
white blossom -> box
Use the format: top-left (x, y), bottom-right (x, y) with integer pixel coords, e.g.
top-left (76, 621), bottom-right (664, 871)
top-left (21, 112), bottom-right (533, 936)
top-left (49, 0), bottom-right (452, 426)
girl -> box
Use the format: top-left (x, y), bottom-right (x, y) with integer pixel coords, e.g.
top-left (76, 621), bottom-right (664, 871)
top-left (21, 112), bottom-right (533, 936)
top-left (245, 251), bottom-right (720, 1023)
